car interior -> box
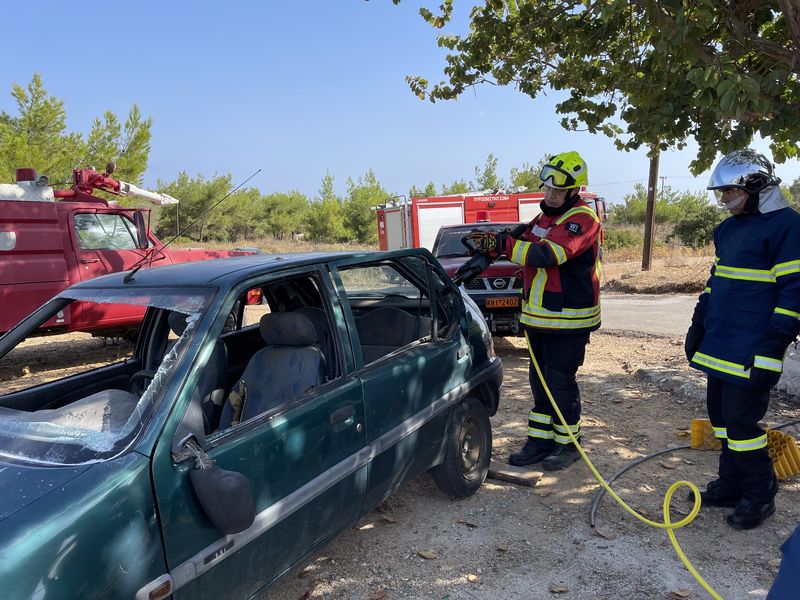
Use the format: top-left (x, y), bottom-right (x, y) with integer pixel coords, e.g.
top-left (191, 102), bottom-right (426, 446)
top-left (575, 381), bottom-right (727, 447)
top-left (0, 258), bottom-right (459, 452)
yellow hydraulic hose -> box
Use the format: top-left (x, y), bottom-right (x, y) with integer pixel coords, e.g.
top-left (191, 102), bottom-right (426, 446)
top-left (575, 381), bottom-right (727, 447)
top-left (525, 332), bottom-right (722, 600)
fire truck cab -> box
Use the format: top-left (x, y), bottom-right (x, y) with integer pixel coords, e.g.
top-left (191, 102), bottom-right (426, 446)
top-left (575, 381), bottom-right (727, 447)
top-left (0, 167), bottom-right (255, 335)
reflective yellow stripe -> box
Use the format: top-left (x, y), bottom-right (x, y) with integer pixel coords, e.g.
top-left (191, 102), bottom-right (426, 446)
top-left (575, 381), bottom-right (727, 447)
top-left (529, 268), bottom-right (547, 306)
top-left (520, 312), bottom-right (601, 330)
top-left (713, 426), bottom-right (728, 439)
top-left (523, 303), bottom-right (601, 319)
top-left (754, 355), bottom-right (783, 373)
top-left (554, 433), bottom-right (577, 445)
top-left (772, 260), bottom-right (800, 278)
top-left (728, 434), bottom-right (768, 452)
top-left (553, 421), bottom-right (581, 434)
top-left (511, 240), bottom-right (532, 265)
top-left (555, 206), bottom-right (600, 225)
top-left (703, 287), bottom-right (711, 294)
top-left (775, 307), bottom-right (800, 320)
top-left (691, 352), bottom-right (750, 379)
top-left (545, 239), bottom-right (568, 264)
top-left (714, 263), bottom-right (776, 283)
top-left (529, 411), bottom-right (552, 425)
top-left (528, 427), bottom-right (554, 440)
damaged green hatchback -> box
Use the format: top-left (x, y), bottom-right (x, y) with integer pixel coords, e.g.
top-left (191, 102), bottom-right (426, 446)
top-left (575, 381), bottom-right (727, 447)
top-left (0, 249), bottom-right (502, 599)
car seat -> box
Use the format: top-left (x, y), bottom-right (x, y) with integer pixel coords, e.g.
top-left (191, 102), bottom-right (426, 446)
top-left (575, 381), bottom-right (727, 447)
top-left (354, 307), bottom-right (432, 364)
top-left (217, 312), bottom-right (324, 429)
top-left (166, 311), bottom-right (229, 432)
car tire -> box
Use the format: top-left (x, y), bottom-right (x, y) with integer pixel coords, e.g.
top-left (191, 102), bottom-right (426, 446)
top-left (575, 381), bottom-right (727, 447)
top-left (431, 397), bottom-right (491, 498)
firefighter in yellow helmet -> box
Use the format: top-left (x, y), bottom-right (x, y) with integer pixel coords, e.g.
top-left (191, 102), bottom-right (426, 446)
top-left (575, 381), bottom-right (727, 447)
top-left (467, 151), bottom-right (602, 469)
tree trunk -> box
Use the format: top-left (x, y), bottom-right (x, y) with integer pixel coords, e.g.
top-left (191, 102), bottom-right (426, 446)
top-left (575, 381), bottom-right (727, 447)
top-left (642, 147), bottom-right (660, 271)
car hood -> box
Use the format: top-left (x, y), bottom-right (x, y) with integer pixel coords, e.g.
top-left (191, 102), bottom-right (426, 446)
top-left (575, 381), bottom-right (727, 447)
top-left (0, 462), bottom-right (91, 521)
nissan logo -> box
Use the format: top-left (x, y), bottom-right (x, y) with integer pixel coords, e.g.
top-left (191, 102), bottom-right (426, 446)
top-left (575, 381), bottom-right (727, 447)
top-left (492, 278), bottom-right (508, 289)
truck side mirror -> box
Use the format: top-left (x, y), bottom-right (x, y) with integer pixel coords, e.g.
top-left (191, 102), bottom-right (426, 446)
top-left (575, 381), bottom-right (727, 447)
top-left (133, 211), bottom-right (149, 249)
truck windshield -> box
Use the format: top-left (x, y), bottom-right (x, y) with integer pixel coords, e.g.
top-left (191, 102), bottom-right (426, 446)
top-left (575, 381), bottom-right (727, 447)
top-left (0, 287), bottom-right (212, 466)
top-left (434, 224), bottom-right (520, 258)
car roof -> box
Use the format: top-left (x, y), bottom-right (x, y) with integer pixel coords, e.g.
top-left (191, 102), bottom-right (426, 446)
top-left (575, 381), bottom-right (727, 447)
top-left (67, 251), bottom-right (376, 290)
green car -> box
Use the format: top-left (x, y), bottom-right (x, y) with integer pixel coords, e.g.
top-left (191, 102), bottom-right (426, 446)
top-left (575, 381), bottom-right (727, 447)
top-left (0, 249), bottom-right (502, 599)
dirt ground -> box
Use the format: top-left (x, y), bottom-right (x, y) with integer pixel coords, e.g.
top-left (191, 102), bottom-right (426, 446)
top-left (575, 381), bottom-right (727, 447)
top-left (268, 331), bottom-right (800, 600)
top-left (4, 315), bottom-right (799, 599)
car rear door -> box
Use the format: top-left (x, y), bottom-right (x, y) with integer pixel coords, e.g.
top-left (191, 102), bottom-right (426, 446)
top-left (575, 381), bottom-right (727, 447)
top-left (149, 267), bottom-right (368, 599)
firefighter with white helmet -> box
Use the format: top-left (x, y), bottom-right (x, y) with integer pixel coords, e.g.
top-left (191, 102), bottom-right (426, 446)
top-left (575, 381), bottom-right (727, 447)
top-left (686, 148), bottom-right (800, 529)
top-left (467, 151), bottom-right (602, 470)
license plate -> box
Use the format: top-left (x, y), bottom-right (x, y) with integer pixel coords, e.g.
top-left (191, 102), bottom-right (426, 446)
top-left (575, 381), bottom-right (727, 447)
top-left (485, 297), bottom-right (519, 308)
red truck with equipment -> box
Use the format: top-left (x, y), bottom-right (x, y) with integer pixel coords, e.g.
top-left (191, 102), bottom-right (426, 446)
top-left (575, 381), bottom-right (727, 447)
top-left (0, 165), bottom-right (256, 336)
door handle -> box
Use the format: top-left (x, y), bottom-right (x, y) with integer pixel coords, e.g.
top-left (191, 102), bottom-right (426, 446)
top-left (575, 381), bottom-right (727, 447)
top-left (330, 405), bottom-right (356, 431)
top-left (80, 258), bottom-right (100, 264)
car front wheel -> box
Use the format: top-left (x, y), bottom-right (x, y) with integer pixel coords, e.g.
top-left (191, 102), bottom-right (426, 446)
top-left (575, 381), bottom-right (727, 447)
top-left (431, 397), bottom-right (491, 498)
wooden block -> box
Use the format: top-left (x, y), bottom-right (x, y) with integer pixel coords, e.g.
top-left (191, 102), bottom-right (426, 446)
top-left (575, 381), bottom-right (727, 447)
top-left (488, 459), bottom-right (542, 487)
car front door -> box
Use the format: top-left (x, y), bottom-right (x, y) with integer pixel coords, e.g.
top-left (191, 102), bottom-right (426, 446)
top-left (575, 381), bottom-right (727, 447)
top-left (332, 252), bottom-right (472, 509)
top-left (149, 268), bottom-right (368, 599)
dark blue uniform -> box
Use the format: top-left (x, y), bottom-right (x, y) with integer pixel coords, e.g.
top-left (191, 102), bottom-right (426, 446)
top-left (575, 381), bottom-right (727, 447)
top-left (689, 206), bottom-right (800, 505)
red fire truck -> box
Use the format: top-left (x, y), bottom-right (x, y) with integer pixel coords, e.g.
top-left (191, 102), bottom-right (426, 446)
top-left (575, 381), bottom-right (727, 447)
top-left (0, 166), bottom-right (256, 336)
top-left (376, 188), bottom-right (606, 251)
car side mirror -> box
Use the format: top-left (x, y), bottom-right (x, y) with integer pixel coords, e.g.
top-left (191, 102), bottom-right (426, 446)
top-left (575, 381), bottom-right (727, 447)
top-left (133, 211), bottom-right (149, 250)
top-left (190, 464), bottom-right (255, 535)
top-left (179, 436), bottom-right (255, 535)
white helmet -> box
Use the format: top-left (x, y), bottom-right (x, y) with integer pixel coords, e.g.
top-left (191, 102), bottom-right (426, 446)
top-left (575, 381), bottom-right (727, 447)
top-left (707, 148), bottom-right (780, 199)
top-left (707, 148), bottom-right (788, 214)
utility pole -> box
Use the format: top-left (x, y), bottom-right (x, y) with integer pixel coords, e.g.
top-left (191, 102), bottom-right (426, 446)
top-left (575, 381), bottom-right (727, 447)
top-left (642, 146), bottom-right (660, 271)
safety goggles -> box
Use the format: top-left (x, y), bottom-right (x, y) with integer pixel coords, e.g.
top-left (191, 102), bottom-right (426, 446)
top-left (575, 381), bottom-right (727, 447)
top-left (540, 164), bottom-right (576, 189)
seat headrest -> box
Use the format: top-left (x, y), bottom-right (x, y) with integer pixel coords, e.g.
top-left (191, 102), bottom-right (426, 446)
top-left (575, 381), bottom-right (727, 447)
top-left (168, 311), bottom-right (189, 336)
top-left (259, 313), bottom-right (318, 346)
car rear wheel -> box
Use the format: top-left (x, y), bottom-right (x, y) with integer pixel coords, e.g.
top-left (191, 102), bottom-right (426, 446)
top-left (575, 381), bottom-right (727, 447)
top-left (431, 397), bottom-right (491, 498)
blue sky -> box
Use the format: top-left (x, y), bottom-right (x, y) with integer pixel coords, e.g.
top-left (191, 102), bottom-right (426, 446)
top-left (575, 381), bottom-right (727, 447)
top-left (2, 0), bottom-right (798, 205)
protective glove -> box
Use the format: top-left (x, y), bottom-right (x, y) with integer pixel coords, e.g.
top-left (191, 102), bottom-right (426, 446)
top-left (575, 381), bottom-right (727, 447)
top-left (463, 230), bottom-right (499, 258)
top-left (684, 323), bottom-right (704, 362)
top-left (746, 328), bottom-right (796, 390)
top-left (746, 364), bottom-right (781, 391)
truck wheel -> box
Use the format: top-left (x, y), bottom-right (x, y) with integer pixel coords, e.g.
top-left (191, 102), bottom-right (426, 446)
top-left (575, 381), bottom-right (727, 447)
top-left (431, 397), bottom-right (491, 498)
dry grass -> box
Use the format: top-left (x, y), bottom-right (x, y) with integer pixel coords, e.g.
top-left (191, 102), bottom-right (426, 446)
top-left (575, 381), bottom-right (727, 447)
top-left (602, 245), bottom-right (714, 294)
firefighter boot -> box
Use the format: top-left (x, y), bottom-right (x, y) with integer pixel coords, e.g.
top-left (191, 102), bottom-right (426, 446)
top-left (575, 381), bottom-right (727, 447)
top-left (726, 470), bottom-right (777, 530)
top-left (687, 478), bottom-right (742, 508)
top-left (542, 443), bottom-right (581, 471)
top-left (509, 439), bottom-right (554, 467)
top-left (726, 497), bottom-right (776, 530)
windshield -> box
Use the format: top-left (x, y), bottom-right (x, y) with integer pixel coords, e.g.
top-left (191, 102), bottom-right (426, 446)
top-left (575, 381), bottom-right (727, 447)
top-left (0, 287), bottom-right (212, 466)
top-left (433, 224), bottom-right (521, 258)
